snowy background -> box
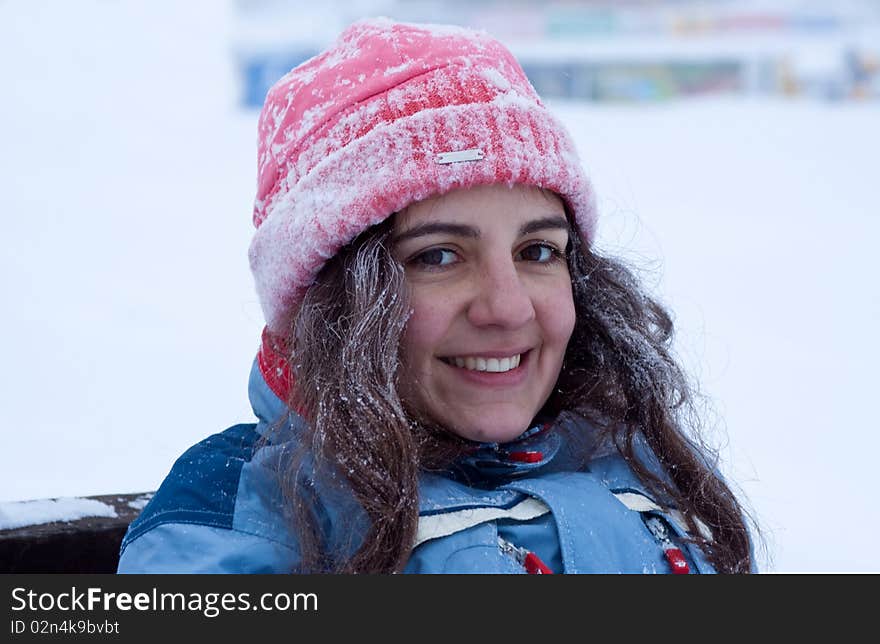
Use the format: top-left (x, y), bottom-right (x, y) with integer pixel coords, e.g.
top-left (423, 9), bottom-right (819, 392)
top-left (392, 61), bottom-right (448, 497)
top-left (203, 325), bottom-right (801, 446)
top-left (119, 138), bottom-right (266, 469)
top-left (1, 0), bottom-right (878, 573)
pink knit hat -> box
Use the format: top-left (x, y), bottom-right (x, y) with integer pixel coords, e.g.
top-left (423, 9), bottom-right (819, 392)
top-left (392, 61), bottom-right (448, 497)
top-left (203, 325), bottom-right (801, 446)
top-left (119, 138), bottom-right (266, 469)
top-left (249, 17), bottom-right (597, 334)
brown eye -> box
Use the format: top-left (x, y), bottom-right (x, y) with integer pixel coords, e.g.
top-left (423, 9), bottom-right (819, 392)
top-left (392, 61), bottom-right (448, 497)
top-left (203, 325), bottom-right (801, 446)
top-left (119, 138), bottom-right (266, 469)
top-left (412, 248), bottom-right (457, 267)
top-left (518, 243), bottom-right (557, 263)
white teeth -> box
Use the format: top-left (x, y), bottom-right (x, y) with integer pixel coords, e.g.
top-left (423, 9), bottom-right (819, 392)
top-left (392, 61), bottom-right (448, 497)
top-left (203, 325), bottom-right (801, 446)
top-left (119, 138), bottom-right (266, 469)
top-left (446, 354), bottom-right (522, 373)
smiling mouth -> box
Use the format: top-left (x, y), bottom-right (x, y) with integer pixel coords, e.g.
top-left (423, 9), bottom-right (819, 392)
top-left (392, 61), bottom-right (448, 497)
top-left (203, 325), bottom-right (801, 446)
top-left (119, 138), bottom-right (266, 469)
top-left (439, 353), bottom-right (525, 373)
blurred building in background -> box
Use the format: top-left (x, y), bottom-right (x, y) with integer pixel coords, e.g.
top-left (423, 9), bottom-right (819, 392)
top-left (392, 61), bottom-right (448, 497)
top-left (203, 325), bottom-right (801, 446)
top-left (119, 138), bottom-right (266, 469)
top-left (232, 0), bottom-right (880, 107)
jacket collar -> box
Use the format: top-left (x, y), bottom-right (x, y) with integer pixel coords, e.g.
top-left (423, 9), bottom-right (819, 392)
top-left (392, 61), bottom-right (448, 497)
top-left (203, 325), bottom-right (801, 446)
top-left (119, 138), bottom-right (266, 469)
top-left (450, 420), bottom-right (562, 482)
top-left (248, 330), bottom-right (296, 442)
top-left (255, 326), bottom-right (295, 411)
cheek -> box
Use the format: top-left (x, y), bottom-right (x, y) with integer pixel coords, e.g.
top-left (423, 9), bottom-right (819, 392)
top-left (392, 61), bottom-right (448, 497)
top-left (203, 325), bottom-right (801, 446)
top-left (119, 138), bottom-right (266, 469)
top-left (537, 282), bottom-right (576, 347)
top-left (400, 294), bottom-right (455, 371)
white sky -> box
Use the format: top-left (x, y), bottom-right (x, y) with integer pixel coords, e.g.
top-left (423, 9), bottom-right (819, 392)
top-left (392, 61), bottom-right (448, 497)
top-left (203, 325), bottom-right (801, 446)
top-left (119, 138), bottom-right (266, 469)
top-left (1, 0), bottom-right (878, 572)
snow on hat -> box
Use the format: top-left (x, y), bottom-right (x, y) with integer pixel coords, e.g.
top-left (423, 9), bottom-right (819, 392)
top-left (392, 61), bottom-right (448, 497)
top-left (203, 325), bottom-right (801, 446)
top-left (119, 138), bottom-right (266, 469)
top-left (249, 17), bottom-right (597, 334)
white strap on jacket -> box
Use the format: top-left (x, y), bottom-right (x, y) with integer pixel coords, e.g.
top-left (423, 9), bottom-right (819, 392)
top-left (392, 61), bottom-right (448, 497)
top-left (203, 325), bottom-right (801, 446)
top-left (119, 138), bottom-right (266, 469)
top-left (414, 497), bottom-right (550, 548)
top-left (612, 491), bottom-right (713, 542)
top-left (414, 490), bottom-right (712, 549)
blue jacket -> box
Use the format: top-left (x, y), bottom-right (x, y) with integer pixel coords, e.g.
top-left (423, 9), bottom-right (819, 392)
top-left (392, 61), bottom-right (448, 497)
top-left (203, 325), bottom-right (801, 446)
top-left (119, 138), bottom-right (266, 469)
top-left (117, 359), bottom-right (718, 574)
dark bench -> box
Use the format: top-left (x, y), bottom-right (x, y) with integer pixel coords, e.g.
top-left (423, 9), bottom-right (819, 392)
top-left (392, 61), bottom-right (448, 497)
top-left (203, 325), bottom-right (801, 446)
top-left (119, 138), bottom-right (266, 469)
top-left (0, 493), bottom-right (152, 573)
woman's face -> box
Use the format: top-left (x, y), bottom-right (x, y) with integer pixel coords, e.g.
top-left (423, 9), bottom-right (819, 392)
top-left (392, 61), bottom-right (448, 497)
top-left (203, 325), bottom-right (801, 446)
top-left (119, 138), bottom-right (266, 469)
top-left (392, 183), bottom-right (576, 444)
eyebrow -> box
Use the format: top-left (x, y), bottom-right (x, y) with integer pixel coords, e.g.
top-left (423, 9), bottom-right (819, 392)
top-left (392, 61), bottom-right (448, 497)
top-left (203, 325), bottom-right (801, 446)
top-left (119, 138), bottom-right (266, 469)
top-left (392, 215), bottom-right (570, 244)
top-left (518, 216), bottom-right (570, 236)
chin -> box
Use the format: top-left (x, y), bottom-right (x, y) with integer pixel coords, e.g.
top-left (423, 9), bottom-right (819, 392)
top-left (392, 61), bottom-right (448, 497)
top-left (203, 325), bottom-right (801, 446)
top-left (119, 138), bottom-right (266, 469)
top-left (453, 417), bottom-right (533, 445)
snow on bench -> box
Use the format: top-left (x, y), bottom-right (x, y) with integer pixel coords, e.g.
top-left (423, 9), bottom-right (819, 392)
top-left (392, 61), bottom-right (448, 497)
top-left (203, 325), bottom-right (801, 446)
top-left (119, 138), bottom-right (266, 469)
top-left (0, 492), bottom-right (153, 573)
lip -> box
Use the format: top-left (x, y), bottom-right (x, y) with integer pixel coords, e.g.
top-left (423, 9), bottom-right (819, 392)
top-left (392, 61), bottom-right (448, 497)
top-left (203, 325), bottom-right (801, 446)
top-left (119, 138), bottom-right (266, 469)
top-left (438, 347), bottom-right (532, 360)
top-left (438, 349), bottom-right (531, 387)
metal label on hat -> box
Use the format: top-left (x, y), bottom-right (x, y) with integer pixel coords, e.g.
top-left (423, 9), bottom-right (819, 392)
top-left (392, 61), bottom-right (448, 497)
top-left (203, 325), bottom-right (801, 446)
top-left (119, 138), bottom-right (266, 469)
top-left (435, 148), bottom-right (485, 164)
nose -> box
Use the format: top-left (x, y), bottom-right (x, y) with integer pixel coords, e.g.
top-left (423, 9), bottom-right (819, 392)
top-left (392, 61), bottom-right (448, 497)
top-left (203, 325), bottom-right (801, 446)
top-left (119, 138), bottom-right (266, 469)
top-left (466, 256), bottom-right (536, 329)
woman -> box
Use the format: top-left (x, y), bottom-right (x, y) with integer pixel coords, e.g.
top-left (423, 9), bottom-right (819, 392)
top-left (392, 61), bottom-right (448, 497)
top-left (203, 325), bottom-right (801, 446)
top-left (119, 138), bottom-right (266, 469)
top-left (117, 18), bottom-right (755, 574)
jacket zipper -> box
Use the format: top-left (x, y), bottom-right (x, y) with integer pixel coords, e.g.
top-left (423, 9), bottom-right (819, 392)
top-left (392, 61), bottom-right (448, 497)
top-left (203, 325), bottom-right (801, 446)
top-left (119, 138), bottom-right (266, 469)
top-left (498, 536), bottom-right (554, 574)
top-left (644, 515), bottom-right (691, 574)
